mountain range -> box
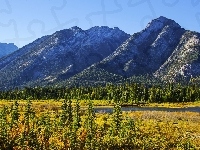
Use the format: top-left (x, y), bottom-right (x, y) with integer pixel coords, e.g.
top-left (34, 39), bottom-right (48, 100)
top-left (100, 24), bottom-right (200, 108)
top-left (0, 16), bottom-right (200, 90)
top-left (0, 43), bottom-right (18, 58)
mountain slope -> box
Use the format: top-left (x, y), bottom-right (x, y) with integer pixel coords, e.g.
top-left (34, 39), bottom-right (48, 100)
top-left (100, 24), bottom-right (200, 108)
top-left (1, 16), bottom-right (200, 90)
top-left (0, 26), bottom-right (130, 90)
top-left (154, 31), bottom-right (200, 82)
top-left (97, 16), bottom-right (185, 76)
top-left (70, 16), bottom-right (186, 84)
top-left (58, 66), bottom-right (124, 87)
top-left (0, 43), bottom-right (18, 58)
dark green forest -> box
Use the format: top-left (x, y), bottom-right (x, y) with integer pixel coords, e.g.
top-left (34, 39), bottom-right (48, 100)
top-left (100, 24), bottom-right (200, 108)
top-left (1, 82), bottom-right (200, 103)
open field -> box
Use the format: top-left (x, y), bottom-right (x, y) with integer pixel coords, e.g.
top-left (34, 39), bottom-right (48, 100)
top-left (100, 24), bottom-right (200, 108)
top-left (1, 99), bottom-right (200, 108)
top-left (0, 99), bottom-right (200, 149)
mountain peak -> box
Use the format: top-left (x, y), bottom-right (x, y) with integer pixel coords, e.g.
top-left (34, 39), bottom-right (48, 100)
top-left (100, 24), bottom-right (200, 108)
top-left (54, 26), bottom-right (83, 36)
top-left (156, 16), bottom-right (170, 22)
top-left (145, 16), bottom-right (181, 32)
top-left (70, 26), bottom-right (82, 32)
top-left (88, 26), bottom-right (124, 32)
top-left (89, 26), bottom-right (113, 32)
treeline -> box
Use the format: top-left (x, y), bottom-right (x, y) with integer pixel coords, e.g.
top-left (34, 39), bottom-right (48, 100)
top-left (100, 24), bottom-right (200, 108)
top-left (0, 82), bottom-right (200, 103)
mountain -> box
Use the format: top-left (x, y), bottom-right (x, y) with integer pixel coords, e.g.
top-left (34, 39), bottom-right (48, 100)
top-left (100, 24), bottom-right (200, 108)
top-left (66, 16), bottom-right (188, 85)
top-left (154, 31), bottom-right (200, 82)
top-left (1, 16), bottom-right (200, 90)
top-left (95, 16), bottom-right (185, 76)
top-left (0, 26), bottom-right (130, 90)
top-left (0, 43), bottom-right (18, 58)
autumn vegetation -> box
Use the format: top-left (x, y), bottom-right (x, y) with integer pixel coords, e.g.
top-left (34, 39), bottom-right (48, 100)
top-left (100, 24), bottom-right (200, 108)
top-left (0, 82), bottom-right (200, 149)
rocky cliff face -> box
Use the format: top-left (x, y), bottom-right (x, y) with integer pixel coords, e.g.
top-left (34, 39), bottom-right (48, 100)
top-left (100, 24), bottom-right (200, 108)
top-left (154, 31), bottom-right (200, 82)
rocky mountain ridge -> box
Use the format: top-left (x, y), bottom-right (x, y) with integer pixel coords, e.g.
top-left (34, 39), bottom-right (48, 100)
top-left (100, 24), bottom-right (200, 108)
top-left (95, 16), bottom-right (185, 77)
top-left (0, 26), bottom-right (130, 90)
top-left (66, 16), bottom-right (195, 86)
top-left (0, 16), bottom-right (200, 90)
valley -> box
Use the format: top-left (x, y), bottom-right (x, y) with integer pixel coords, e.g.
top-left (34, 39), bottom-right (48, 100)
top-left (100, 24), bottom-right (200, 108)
top-left (1, 16), bottom-right (200, 149)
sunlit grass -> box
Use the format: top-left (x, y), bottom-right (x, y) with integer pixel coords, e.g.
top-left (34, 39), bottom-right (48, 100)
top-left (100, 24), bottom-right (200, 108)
top-left (1, 99), bottom-right (200, 107)
top-left (0, 99), bottom-right (200, 149)
top-left (147, 101), bottom-right (200, 108)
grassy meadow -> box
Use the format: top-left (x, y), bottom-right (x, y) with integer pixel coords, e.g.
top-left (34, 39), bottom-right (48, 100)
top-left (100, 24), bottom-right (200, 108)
top-left (0, 99), bottom-right (200, 149)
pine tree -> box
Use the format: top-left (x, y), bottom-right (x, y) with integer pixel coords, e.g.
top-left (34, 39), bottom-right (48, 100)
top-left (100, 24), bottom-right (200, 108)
top-left (85, 99), bottom-right (96, 150)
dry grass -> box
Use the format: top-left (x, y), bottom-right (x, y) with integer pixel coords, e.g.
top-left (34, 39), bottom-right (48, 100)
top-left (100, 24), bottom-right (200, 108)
top-left (147, 101), bottom-right (200, 108)
top-left (1, 100), bottom-right (200, 149)
top-left (127, 111), bottom-right (200, 122)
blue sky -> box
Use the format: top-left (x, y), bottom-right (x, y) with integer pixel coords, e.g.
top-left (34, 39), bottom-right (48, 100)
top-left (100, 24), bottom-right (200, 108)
top-left (0, 0), bottom-right (200, 48)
